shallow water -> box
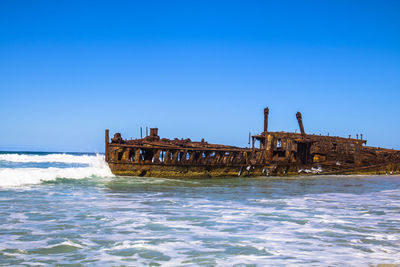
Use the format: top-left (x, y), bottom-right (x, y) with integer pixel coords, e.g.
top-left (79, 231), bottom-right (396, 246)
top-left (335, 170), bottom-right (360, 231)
top-left (0, 152), bottom-right (399, 266)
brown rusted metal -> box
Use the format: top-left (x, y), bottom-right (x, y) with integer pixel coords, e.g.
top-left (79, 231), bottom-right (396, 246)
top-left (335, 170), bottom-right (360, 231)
top-left (150, 128), bottom-right (158, 137)
top-left (105, 107), bottom-right (400, 177)
top-left (296, 112), bottom-right (305, 136)
top-left (105, 129), bottom-right (109, 162)
top-left (264, 107), bottom-right (269, 133)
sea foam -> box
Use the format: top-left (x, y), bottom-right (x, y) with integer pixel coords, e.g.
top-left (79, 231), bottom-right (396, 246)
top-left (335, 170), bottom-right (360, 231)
top-left (0, 153), bottom-right (98, 164)
top-left (0, 153), bottom-right (113, 187)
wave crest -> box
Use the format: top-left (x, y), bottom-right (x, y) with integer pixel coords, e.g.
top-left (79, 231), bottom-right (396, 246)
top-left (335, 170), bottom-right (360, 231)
top-left (0, 154), bottom-right (113, 187)
top-left (0, 153), bottom-right (98, 164)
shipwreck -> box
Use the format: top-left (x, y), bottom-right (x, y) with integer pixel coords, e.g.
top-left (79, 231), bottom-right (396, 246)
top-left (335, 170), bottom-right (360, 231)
top-left (105, 108), bottom-right (400, 177)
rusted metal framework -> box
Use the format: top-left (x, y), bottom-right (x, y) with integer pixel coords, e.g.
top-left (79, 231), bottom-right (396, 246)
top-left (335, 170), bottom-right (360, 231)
top-left (105, 107), bottom-right (400, 177)
top-left (106, 128), bottom-right (265, 177)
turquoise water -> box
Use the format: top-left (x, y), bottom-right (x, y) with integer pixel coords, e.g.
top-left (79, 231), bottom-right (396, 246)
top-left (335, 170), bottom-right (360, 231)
top-left (0, 152), bottom-right (399, 266)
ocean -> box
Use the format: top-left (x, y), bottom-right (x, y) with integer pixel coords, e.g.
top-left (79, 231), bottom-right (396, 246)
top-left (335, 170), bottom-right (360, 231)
top-left (0, 152), bottom-right (399, 266)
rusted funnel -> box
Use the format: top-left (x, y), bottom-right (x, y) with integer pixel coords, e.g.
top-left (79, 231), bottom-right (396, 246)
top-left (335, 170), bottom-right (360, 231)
top-left (264, 107), bottom-right (269, 133)
top-left (296, 112), bottom-right (306, 135)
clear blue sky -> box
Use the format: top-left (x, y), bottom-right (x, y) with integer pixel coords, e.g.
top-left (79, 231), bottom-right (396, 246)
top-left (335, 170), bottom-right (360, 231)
top-left (1, 0), bottom-right (399, 152)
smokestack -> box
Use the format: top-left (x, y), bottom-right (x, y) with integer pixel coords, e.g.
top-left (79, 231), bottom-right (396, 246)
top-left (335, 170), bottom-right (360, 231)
top-left (296, 112), bottom-right (306, 135)
top-left (264, 107), bottom-right (269, 133)
top-left (105, 129), bottom-right (109, 162)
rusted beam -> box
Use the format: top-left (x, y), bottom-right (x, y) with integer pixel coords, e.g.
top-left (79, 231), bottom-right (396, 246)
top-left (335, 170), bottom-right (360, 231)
top-left (154, 149), bottom-right (162, 163)
top-left (265, 134), bottom-right (274, 163)
top-left (134, 149), bottom-right (141, 163)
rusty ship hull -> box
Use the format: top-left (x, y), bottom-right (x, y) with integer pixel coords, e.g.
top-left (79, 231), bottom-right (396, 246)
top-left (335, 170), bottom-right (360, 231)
top-left (105, 108), bottom-right (400, 178)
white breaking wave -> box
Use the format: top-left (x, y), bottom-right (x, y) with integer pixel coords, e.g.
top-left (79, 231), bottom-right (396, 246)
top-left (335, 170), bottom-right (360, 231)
top-left (0, 153), bottom-right (98, 164)
top-left (0, 154), bottom-right (113, 187)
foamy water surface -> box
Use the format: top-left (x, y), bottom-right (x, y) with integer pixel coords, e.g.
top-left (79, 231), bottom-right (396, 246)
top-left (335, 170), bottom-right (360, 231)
top-left (0, 152), bottom-right (399, 265)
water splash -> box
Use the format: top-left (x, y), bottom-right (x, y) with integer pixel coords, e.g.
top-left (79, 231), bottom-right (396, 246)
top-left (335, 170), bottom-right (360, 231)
top-left (0, 153), bottom-right (100, 164)
top-left (0, 153), bottom-right (113, 187)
